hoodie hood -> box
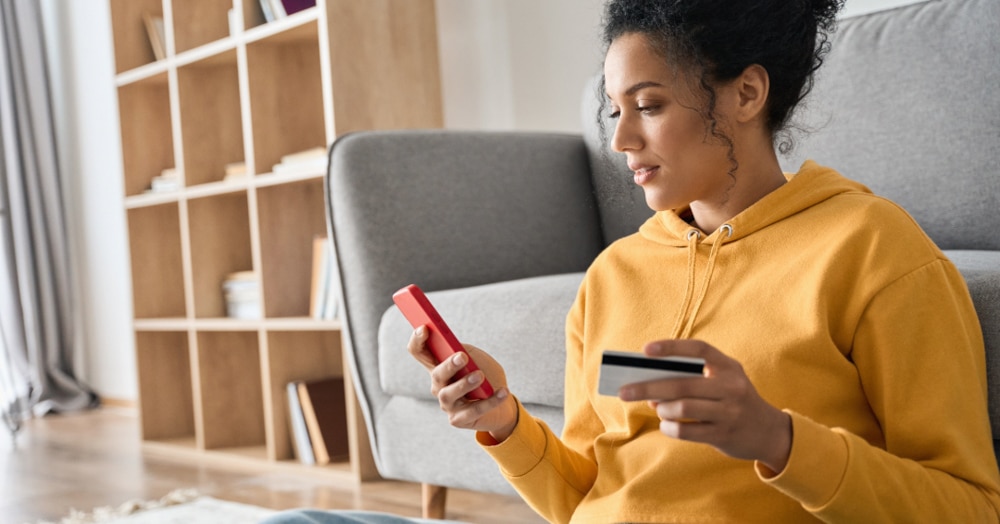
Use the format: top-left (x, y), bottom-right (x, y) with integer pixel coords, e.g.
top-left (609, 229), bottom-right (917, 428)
top-left (635, 161), bottom-right (871, 339)
top-left (639, 160), bottom-right (872, 247)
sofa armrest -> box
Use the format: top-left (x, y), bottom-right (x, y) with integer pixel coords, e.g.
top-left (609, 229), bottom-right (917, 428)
top-left (326, 130), bottom-right (602, 469)
top-left (948, 251), bottom-right (1000, 447)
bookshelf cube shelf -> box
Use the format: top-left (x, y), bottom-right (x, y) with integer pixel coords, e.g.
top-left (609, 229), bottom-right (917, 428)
top-left (256, 178), bottom-right (326, 318)
top-left (117, 74), bottom-right (173, 197)
top-left (135, 330), bottom-right (194, 442)
top-left (170, 0), bottom-right (234, 54)
top-left (246, 23), bottom-right (325, 176)
top-left (177, 52), bottom-right (244, 187)
top-left (195, 330), bottom-right (266, 449)
top-left (187, 192), bottom-right (253, 318)
top-left (127, 204), bottom-right (186, 319)
top-left (110, 0), bottom-right (442, 484)
top-left (263, 330), bottom-right (343, 462)
top-left (110, 0), bottom-right (165, 73)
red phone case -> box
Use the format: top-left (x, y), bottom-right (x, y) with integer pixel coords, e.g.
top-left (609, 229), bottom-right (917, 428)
top-left (392, 284), bottom-right (494, 400)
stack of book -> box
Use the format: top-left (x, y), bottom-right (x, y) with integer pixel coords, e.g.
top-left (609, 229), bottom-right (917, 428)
top-left (286, 376), bottom-right (349, 465)
top-left (260, 0), bottom-right (317, 23)
top-left (222, 271), bottom-right (261, 319)
top-left (223, 161), bottom-right (248, 182)
top-left (272, 147), bottom-right (327, 177)
top-left (147, 167), bottom-right (180, 193)
top-left (310, 236), bottom-right (339, 320)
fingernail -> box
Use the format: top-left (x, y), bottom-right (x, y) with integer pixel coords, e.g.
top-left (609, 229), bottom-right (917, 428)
top-left (497, 388), bottom-right (508, 400)
top-left (452, 352), bottom-right (466, 365)
top-left (468, 372), bottom-right (481, 385)
top-left (415, 326), bottom-right (425, 336)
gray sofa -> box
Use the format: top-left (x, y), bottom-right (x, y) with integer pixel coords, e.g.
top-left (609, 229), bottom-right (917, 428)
top-left (326, 0), bottom-right (999, 518)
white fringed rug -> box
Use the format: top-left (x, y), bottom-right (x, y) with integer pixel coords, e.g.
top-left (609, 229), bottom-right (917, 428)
top-left (32, 489), bottom-right (277, 524)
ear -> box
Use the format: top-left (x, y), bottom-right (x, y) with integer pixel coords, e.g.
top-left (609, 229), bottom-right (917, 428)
top-left (733, 64), bottom-right (770, 125)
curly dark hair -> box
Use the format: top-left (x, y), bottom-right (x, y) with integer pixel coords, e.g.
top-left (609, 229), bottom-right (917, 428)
top-left (599, 0), bottom-right (844, 156)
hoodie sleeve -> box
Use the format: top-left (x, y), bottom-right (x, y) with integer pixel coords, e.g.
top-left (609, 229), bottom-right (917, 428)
top-left (475, 278), bottom-right (599, 524)
top-left (475, 399), bottom-right (598, 524)
top-left (759, 258), bottom-right (1000, 522)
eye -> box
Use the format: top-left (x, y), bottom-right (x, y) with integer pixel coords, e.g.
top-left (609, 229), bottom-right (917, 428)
top-left (637, 104), bottom-right (661, 114)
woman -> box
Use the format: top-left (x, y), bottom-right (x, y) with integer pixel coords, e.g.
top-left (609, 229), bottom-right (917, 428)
top-left (411, 0), bottom-right (1000, 522)
top-left (268, 0), bottom-right (1000, 522)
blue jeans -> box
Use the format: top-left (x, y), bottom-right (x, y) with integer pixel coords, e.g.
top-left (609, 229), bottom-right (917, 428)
top-left (260, 509), bottom-right (467, 524)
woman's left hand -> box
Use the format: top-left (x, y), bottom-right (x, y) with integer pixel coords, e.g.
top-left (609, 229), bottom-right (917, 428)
top-left (619, 339), bottom-right (792, 474)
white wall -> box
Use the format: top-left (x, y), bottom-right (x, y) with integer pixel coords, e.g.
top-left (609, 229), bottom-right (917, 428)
top-left (434, 0), bottom-right (921, 132)
top-left (42, 0), bottom-right (135, 400)
top-left (435, 0), bottom-right (605, 132)
top-left (43, 0), bottom-right (924, 401)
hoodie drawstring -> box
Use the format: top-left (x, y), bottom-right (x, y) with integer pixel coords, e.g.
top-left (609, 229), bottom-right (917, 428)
top-left (671, 224), bottom-right (733, 339)
top-left (669, 229), bottom-right (702, 338)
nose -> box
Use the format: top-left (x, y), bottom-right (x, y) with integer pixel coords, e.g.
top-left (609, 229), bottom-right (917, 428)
top-left (610, 114), bottom-right (640, 153)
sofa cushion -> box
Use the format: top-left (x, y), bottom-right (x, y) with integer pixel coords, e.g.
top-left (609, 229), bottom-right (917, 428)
top-left (785, 0), bottom-right (1000, 250)
top-left (373, 396), bottom-right (564, 496)
top-left (378, 273), bottom-right (584, 408)
top-left (946, 250), bottom-right (1000, 439)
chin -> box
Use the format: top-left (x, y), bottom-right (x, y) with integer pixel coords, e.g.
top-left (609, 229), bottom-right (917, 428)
top-left (643, 191), bottom-right (676, 213)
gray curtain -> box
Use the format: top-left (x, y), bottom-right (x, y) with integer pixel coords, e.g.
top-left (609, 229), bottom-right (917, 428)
top-left (0, 0), bottom-right (97, 436)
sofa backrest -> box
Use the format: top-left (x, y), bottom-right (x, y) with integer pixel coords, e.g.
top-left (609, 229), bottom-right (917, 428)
top-left (327, 130), bottom-right (605, 434)
top-left (784, 0), bottom-right (1000, 250)
top-left (584, 0), bottom-right (999, 251)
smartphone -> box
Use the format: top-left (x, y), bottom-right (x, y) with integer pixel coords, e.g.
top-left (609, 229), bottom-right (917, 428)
top-left (598, 350), bottom-right (705, 397)
top-left (392, 284), bottom-right (495, 400)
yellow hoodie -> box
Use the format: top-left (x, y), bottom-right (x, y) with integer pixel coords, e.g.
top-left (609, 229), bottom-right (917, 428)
top-left (478, 162), bottom-right (1000, 523)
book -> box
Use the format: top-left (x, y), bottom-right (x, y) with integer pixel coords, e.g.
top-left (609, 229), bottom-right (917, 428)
top-left (142, 13), bottom-right (166, 61)
top-left (309, 236), bottom-right (338, 320)
top-left (296, 377), bottom-right (349, 465)
top-left (281, 0), bottom-right (317, 16)
top-left (280, 146), bottom-right (326, 165)
top-left (272, 147), bottom-right (327, 176)
top-left (310, 236), bottom-right (329, 319)
top-left (259, 0), bottom-right (276, 22)
top-left (147, 167), bottom-right (180, 193)
top-left (224, 161), bottom-right (248, 181)
top-left (222, 271), bottom-right (261, 319)
top-left (286, 381), bottom-right (315, 464)
top-left (268, 0), bottom-right (287, 19)
top-left (272, 158), bottom-right (327, 177)
top-left (266, 0), bottom-right (315, 19)
top-left (149, 178), bottom-right (179, 192)
top-left (324, 262), bottom-right (339, 320)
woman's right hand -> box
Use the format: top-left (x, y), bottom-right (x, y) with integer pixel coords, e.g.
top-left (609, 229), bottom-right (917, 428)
top-left (407, 326), bottom-right (519, 442)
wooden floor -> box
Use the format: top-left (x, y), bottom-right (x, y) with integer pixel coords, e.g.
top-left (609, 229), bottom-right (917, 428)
top-left (1, 407), bottom-right (545, 523)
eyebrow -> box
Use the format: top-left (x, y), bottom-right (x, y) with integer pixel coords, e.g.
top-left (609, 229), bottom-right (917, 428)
top-left (607, 80), bottom-right (667, 100)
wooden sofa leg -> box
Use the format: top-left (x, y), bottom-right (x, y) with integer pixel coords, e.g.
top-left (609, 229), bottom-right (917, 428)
top-left (422, 483), bottom-right (447, 519)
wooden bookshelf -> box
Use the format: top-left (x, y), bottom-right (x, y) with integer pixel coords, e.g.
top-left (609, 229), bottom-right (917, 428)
top-left (109, 0), bottom-right (443, 483)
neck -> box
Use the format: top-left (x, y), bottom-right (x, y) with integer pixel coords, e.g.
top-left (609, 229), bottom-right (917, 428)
top-left (688, 146), bottom-right (785, 233)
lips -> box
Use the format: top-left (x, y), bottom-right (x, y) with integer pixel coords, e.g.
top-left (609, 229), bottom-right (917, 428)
top-left (631, 166), bottom-right (658, 185)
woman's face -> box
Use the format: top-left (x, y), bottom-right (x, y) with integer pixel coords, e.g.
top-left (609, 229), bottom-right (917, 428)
top-left (604, 32), bottom-right (736, 213)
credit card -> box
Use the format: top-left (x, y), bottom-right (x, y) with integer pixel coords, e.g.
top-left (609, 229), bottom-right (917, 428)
top-left (598, 350), bottom-right (705, 397)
